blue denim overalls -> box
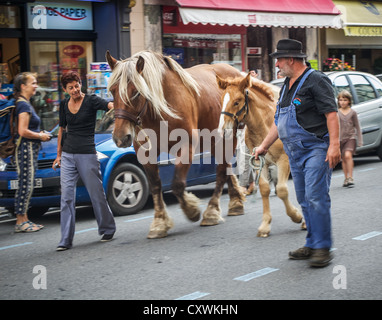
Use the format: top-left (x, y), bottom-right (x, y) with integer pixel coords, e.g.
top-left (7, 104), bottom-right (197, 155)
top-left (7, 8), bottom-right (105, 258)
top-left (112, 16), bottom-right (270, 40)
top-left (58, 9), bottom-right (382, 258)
top-left (275, 69), bottom-right (332, 249)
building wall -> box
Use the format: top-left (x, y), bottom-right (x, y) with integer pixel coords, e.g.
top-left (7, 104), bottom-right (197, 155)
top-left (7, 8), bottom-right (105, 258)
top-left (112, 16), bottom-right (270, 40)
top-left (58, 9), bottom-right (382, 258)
top-left (93, 0), bottom-right (119, 61)
top-left (131, 0), bottom-right (145, 55)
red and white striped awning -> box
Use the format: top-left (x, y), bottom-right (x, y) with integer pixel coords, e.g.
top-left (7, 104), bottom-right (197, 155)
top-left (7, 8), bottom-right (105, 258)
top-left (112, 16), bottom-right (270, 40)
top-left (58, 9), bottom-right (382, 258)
top-left (176, 0), bottom-right (342, 28)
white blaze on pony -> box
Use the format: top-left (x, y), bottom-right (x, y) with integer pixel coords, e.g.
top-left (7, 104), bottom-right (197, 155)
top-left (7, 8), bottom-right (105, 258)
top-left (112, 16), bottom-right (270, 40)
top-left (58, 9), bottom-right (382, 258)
top-left (218, 92), bottom-right (232, 133)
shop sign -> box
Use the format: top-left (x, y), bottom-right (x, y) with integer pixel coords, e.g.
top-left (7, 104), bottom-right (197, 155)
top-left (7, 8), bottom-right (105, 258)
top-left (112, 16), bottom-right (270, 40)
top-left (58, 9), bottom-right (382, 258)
top-left (163, 8), bottom-right (177, 26)
top-left (345, 26), bottom-right (382, 37)
top-left (27, 2), bottom-right (93, 30)
top-left (173, 39), bottom-right (240, 49)
top-left (247, 47), bottom-right (262, 55)
top-left (63, 45), bottom-right (84, 58)
top-left (248, 14), bottom-right (294, 25)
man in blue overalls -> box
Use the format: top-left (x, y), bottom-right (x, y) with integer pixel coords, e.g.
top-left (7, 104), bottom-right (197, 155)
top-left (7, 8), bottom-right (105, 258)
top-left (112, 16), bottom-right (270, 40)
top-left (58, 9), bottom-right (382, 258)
top-left (255, 39), bottom-right (341, 267)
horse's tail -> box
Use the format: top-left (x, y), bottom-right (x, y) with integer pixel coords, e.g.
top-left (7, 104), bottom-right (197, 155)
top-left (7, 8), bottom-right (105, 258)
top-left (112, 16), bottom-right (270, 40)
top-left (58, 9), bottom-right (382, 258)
top-left (163, 56), bottom-right (200, 97)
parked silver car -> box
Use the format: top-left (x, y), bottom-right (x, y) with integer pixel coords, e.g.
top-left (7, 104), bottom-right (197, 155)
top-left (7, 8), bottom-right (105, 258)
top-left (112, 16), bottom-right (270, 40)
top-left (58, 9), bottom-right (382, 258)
top-left (271, 71), bottom-right (382, 160)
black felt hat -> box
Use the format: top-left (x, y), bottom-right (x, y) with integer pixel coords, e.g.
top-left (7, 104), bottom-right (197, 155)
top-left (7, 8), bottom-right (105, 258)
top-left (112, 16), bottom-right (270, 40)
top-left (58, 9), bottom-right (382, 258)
top-left (269, 39), bottom-right (307, 59)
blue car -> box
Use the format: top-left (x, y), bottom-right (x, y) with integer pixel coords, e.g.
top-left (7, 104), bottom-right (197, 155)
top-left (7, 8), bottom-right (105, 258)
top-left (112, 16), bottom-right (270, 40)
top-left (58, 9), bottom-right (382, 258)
top-left (0, 110), bottom-right (218, 217)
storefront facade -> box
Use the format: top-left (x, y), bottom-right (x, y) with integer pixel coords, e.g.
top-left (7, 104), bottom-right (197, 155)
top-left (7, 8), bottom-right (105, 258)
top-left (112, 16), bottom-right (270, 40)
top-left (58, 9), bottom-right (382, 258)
top-left (0, 0), bottom-right (133, 131)
top-left (159, 0), bottom-right (341, 82)
top-left (326, 1), bottom-right (382, 75)
top-left (162, 5), bottom-right (246, 72)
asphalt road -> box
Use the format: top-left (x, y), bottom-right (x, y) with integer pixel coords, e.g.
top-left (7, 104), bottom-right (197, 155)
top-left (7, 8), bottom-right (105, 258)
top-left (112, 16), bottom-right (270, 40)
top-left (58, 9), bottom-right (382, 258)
top-left (1, 156), bottom-right (381, 304)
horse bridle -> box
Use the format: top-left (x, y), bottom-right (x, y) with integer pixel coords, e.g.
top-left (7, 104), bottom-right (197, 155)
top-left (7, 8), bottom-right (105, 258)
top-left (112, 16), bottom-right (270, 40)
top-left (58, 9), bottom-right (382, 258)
top-left (221, 89), bottom-right (249, 128)
top-left (113, 94), bottom-right (152, 151)
top-left (114, 95), bottom-right (148, 126)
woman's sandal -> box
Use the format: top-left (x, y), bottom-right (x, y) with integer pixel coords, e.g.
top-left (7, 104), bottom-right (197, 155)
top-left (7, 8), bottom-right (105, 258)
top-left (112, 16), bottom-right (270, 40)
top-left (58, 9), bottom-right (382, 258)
top-left (27, 220), bottom-right (44, 229)
top-left (15, 221), bottom-right (41, 233)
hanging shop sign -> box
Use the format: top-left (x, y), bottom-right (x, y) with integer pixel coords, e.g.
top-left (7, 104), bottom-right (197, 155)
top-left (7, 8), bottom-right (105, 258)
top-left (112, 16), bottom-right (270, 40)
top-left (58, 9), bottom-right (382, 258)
top-left (247, 47), bottom-right (262, 55)
top-left (27, 1), bottom-right (93, 30)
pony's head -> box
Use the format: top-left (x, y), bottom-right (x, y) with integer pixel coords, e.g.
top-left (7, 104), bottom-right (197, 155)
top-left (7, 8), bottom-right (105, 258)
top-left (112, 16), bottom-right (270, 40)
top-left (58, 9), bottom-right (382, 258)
top-left (217, 73), bottom-right (276, 137)
top-left (106, 50), bottom-right (200, 148)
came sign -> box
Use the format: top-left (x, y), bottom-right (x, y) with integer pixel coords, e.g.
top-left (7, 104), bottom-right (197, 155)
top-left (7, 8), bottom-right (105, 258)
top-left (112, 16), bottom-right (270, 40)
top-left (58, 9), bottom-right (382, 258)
top-left (27, 1), bottom-right (93, 30)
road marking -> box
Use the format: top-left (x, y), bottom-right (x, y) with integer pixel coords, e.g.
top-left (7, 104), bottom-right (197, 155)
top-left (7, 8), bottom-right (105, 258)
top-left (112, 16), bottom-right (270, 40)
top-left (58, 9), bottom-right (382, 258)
top-left (234, 267), bottom-right (279, 282)
top-left (175, 291), bottom-right (210, 300)
top-left (358, 168), bottom-right (375, 172)
top-left (352, 231), bottom-right (382, 241)
top-left (124, 215), bottom-right (153, 223)
top-left (75, 227), bottom-right (98, 234)
top-left (0, 242), bottom-right (33, 251)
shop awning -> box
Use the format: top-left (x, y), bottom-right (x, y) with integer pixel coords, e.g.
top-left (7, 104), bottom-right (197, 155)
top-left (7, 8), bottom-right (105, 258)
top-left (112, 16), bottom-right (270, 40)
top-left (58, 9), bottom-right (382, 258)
top-left (176, 0), bottom-right (342, 28)
top-left (333, 1), bottom-right (382, 36)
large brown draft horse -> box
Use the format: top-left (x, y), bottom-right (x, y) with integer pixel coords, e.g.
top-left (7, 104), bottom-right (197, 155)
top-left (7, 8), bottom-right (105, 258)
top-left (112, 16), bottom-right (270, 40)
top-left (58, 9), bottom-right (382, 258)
top-left (106, 50), bottom-right (245, 238)
top-left (217, 74), bottom-right (305, 237)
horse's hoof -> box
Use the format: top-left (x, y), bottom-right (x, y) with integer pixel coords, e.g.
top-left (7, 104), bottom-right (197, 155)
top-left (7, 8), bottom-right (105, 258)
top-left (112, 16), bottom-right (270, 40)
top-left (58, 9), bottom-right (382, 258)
top-left (147, 230), bottom-right (168, 239)
top-left (200, 216), bottom-right (224, 226)
top-left (227, 206), bottom-right (244, 216)
top-left (257, 230), bottom-right (270, 237)
top-left (185, 209), bottom-right (201, 222)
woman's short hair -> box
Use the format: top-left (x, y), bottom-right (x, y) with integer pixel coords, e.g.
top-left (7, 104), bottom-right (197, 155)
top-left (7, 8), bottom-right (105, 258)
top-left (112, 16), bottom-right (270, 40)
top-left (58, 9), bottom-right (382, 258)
top-left (61, 71), bottom-right (81, 89)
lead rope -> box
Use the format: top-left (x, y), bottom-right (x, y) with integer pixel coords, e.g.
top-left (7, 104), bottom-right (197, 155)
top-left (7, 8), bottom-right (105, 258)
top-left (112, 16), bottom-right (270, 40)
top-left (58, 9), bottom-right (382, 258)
top-left (249, 147), bottom-right (265, 187)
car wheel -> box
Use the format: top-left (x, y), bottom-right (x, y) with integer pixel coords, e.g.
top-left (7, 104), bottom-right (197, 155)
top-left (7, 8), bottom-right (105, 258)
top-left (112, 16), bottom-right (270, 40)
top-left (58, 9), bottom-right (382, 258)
top-left (107, 163), bottom-right (149, 216)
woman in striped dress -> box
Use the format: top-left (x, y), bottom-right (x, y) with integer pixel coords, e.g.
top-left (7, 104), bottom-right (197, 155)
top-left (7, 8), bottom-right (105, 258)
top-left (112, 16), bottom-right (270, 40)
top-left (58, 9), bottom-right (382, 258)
top-left (13, 72), bottom-right (52, 232)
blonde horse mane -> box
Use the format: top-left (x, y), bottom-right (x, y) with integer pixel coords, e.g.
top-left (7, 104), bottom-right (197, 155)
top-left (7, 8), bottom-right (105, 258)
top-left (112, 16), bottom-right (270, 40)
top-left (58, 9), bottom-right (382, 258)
top-left (108, 50), bottom-right (200, 119)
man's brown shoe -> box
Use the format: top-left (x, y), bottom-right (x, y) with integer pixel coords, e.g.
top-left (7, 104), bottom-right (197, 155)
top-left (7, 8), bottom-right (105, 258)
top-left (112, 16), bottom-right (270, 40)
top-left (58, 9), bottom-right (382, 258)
top-left (288, 247), bottom-right (312, 260)
top-left (310, 248), bottom-right (332, 268)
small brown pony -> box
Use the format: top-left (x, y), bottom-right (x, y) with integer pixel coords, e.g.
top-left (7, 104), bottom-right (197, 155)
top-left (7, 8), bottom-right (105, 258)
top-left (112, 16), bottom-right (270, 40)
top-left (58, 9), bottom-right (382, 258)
top-left (217, 74), bottom-right (304, 237)
top-left (106, 50), bottom-right (245, 238)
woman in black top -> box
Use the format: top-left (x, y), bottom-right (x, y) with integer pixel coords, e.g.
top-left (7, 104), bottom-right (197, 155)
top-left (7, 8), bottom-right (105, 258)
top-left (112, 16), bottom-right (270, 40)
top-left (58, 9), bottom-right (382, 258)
top-left (53, 71), bottom-right (116, 251)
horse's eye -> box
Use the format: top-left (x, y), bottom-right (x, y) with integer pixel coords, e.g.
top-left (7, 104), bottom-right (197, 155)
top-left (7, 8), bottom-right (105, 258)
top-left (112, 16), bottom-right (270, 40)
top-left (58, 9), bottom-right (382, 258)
top-left (234, 101), bottom-right (239, 106)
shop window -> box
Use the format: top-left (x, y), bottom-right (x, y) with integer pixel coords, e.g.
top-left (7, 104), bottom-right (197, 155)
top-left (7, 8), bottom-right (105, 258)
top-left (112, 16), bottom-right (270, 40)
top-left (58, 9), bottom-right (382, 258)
top-left (0, 38), bottom-right (20, 94)
top-left (29, 41), bottom-right (93, 131)
top-left (163, 34), bottom-right (242, 71)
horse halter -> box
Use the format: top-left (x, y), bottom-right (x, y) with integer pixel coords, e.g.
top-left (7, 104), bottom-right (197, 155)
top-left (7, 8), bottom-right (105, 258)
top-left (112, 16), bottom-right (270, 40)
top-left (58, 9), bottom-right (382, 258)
top-left (113, 95), bottom-right (152, 151)
top-left (221, 89), bottom-right (249, 128)
top-left (114, 97), bottom-right (148, 127)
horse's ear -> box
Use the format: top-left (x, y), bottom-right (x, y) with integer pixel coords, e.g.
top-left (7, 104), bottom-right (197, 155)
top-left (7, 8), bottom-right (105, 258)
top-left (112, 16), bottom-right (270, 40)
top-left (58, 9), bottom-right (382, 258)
top-left (240, 73), bottom-right (252, 92)
top-left (136, 56), bottom-right (145, 74)
top-left (106, 51), bottom-right (117, 70)
top-left (216, 75), bottom-right (228, 89)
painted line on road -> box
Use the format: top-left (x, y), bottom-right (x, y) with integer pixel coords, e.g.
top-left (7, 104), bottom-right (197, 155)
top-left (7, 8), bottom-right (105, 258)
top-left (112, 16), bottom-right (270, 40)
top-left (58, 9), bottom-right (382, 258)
top-left (333, 167), bottom-right (375, 179)
top-left (175, 291), bottom-right (210, 300)
top-left (352, 231), bottom-right (382, 241)
top-left (358, 168), bottom-right (375, 173)
top-left (75, 227), bottom-right (98, 234)
top-left (124, 215), bottom-right (153, 223)
top-left (234, 267), bottom-right (279, 282)
top-left (0, 242), bottom-right (33, 251)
